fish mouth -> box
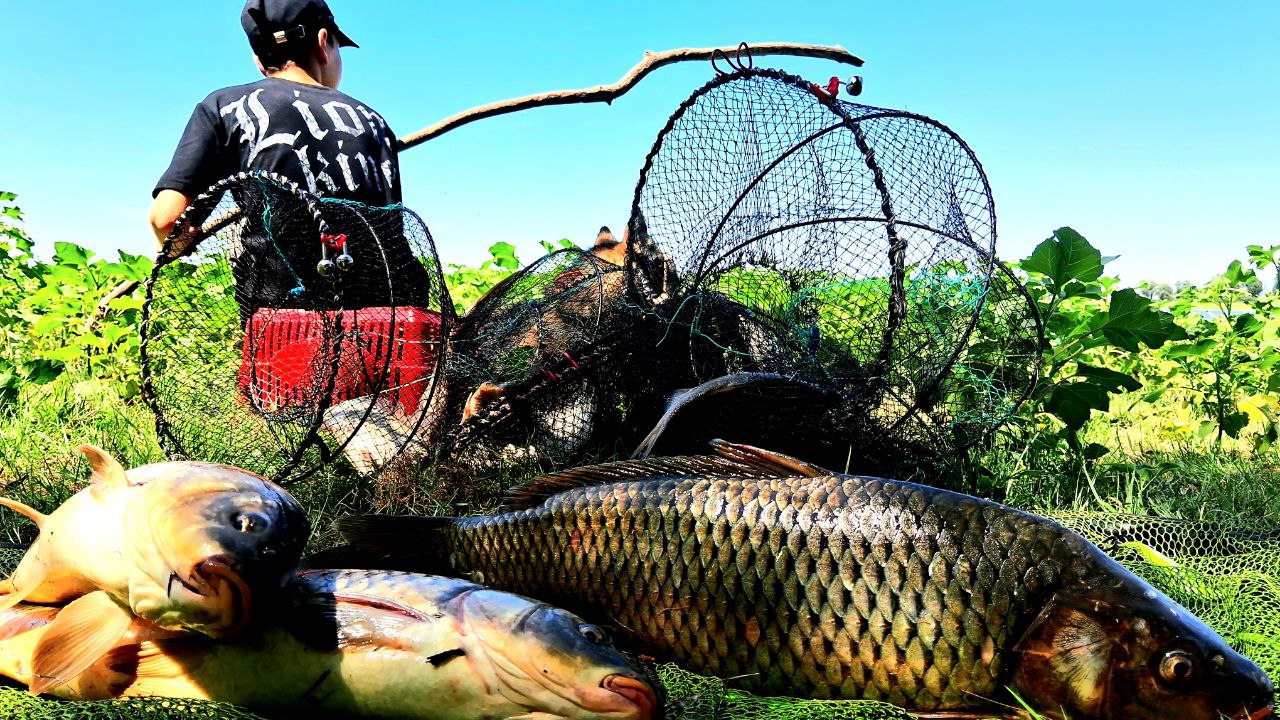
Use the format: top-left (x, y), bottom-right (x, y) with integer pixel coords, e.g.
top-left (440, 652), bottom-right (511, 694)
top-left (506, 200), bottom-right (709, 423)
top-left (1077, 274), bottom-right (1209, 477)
top-left (601, 673), bottom-right (658, 720)
top-left (187, 556), bottom-right (253, 637)
top-left (1232, 701), bottom-right (1275, 720)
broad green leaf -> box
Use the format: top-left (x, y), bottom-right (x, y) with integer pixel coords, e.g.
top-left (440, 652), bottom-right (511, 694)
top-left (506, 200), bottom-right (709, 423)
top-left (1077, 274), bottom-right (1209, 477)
top-left (1222, 411), bottom-right (1250, 439)
top-left (1232, 312), bottom-right (1265, 337)
top-left (1075, 363), bottom-right (1142, 393)
top-left (0, 191), bottom-right (16, 201)
top-left (1044, 381), bottom-right (1111, 431)
top-left (1100, 289), bottom-right (1186, 351)
top-left (1163, 338), bottom-right (1217, 359)
top-left (53, 241), bottom-right (92, 267)
top-left (1020, 227), bottom-right (1103, 290)
top-left (1082, 442), bottom-right (1111, 460)
top-left (487, 241), bottom-right (520, 271)
top-left (22, 359), bottom-right (64, 384)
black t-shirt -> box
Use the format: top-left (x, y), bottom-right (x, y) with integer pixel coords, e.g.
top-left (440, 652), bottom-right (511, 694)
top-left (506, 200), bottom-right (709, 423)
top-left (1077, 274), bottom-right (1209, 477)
top-left (154, 77), bottom-right (401, 205)
top-left (156, 77), bottom-right (434, 316)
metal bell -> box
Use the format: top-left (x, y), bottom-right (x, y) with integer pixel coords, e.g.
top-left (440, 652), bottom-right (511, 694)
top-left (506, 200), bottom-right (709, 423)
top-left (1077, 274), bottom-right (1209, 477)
top-left (846, 76), bottom-right (864, 96)
top-left (316, 258), bottom-right (336, 276)
top-left (335, 253), bottom-right (354, 270)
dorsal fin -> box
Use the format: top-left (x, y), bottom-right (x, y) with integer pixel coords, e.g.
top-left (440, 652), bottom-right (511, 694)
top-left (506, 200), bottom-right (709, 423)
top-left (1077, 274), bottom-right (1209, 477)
top-left (77, 444), bottom-right (128, 493)
top-left (0, 497), bottom-right (46, 528)
top-left (710, 440), bottom-right (831, 478)
top-left (506, 453), bottom-right (783, 510)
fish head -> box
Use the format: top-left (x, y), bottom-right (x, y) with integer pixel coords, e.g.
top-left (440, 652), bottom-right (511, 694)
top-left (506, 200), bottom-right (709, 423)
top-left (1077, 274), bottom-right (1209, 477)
top-left (459, 588), bottom-right (660, 720)
top-left (1011, 572), bottom-right (1274, 720)
top-left (124, 462), bottom-right (309, 637)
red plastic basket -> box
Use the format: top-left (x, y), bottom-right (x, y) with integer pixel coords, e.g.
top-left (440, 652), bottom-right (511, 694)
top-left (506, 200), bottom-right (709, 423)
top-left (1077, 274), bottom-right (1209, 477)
top-left (238, 306), bottom-right (442, 417)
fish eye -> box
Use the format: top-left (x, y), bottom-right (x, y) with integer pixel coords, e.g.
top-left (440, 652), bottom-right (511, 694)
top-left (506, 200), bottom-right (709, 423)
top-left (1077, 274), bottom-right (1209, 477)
top-left (1159, 650), bottom-right (1198, 685)
top-left (578, 623), bottom-right (610, 645)
top-left (231, 511), bottom-right (270, 534)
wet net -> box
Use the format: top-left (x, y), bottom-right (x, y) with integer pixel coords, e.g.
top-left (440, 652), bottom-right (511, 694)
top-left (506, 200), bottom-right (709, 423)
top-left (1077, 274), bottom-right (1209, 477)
top-left (4, 513), bottom-right (1280, 719)
top-left (141, 172), bottom-right (453, 483)
top-left (446, 66), bottom-right (1042, 481)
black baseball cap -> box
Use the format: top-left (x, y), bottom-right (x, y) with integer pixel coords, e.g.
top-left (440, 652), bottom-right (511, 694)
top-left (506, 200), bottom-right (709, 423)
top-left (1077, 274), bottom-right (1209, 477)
top-left (242, 0), bottom-right (359, 58)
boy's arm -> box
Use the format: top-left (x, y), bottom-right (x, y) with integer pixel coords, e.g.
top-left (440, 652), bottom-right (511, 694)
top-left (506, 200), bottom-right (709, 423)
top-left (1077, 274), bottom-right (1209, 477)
top-left (149, 189), bottom-right (192, 255)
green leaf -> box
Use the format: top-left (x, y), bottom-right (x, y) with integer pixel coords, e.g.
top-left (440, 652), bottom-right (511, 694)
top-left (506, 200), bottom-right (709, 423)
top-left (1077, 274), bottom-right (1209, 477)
top-left (1020, 227), bottom-right (1104, 290)
top-left (0, 192), bottom-right (16, 202)
top-left (1222, 411), bottom-right (1250, 439)
top-left (487, 241), bottom-right (520, 271)
top-left (53, 242), bottom-right (92, 267)
top-left (1075, 363), bottom-right (1142, 393)
top-left (1232, 312), bottom-right (1265, 337)
top-left (1163, 338), bottom-right (1217, 359)
top-left (21, 359), bottom-right (64, 384)
top-left (1082, 442), bottom-right (1111, 460)
top-left (1100, 289), bottom-right (1187, 351)
top-left (1044, 381), bottom-right (1111, 431)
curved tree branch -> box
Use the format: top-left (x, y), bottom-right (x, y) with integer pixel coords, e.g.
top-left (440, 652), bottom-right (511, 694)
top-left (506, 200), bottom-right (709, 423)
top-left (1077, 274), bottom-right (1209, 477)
top-left (398, 42), bottom-right (863, 150)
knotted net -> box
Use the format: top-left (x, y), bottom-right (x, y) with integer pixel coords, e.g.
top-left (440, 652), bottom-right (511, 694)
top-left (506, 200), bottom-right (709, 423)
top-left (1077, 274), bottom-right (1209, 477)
top-left (141, 172), bottom-right (452, 483)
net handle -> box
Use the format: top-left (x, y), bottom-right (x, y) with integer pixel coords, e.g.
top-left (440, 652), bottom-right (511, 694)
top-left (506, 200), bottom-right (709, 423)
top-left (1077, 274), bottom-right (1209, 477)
top-left (397, 42), bottom-right (863, 150)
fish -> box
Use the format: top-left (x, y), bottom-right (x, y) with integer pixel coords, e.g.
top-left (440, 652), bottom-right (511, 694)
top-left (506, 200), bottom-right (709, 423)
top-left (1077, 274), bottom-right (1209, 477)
top-left (0, 444), bottom-right (308, 695)
top-left (0, 569), bottom-right (661, 720)
top-left (339, 441), bottom-right (1275, 720)
top-left (631, 371), bottom-right (848, 464)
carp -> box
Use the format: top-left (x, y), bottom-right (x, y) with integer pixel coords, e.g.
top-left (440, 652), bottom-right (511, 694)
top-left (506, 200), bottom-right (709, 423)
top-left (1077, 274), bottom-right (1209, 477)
top-left (0, 570), bottom-right (660, 720)
top-left (0, 445), bottom-right (307, 694)
top-left (340, 441), bottom-right (1274, 720)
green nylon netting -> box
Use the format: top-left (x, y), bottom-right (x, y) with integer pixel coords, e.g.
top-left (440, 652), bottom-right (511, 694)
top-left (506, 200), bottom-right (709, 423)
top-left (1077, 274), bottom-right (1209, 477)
top-left (2, 513), bottom-right (1278, 720)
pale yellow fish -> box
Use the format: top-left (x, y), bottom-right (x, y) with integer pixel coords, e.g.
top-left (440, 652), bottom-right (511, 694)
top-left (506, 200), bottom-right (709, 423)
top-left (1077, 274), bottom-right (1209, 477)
top-left (0, 570), bottom-right (659, 720)
top-left (0, 445), bottom-right (308, 695)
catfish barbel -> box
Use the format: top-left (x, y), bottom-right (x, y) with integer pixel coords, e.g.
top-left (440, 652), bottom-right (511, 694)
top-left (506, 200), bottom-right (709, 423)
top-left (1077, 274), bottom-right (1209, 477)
top-left (340, 441), bottom-right (1274, 720)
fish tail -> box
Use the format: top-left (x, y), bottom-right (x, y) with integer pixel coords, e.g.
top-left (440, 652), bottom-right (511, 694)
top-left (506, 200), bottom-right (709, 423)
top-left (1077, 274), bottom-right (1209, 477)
top-left (334, 515), bottom-right (458, 573)
top-left (0, 497), bottom-right (46, 528)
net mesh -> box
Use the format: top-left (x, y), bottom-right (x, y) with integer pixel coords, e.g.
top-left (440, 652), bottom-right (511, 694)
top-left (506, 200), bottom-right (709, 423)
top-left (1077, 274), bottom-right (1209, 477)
top-left (138, 67), bottom-right (1042, 489)
top-left (141, 172), bottom-right (453, 483)
top-left (3, 513), bottom-right (1279, 719)
top-left (442, 66), bottom-right (1042, 484)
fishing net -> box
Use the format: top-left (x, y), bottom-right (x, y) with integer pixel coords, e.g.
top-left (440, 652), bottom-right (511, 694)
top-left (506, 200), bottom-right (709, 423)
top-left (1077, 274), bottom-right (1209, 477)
top-left (447, 65), bottom-right (1041, 481)
top-left (140, 172), bottom-right (453, 483)
top-left (3, 512), bottom-right (1279, 719)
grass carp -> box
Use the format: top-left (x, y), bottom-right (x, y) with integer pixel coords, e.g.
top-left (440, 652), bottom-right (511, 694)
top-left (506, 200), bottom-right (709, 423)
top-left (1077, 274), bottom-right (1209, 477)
top-left (0, 569), bottom-right (660, 720)
top-left (339, 441), bottom-right (1274, 720)
top-left (0, 445), bottom-right (307, 694)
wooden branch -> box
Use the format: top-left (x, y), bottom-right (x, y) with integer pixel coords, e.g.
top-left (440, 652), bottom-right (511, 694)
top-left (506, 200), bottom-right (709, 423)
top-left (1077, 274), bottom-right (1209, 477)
top-left (88, 208), bottom-right (243, 328)
top-left (398, 42), bottom-right (863, 150)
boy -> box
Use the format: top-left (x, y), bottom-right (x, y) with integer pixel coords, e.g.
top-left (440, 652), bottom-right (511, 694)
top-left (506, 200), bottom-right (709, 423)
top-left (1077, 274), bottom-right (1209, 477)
top-left (149, 0), bottom-right (425, 314)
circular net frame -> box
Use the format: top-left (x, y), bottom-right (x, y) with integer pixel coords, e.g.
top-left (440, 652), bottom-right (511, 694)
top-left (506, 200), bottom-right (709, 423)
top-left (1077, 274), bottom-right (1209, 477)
top-left (444, 67), bottom-right (1042, 480)
top-left (141, 173), bottom-right (453, 483)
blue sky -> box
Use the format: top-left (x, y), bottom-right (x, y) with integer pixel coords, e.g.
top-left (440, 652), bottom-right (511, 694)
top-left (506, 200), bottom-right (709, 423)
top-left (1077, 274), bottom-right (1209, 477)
top-left (2, 1), bottom-right (1277, 284)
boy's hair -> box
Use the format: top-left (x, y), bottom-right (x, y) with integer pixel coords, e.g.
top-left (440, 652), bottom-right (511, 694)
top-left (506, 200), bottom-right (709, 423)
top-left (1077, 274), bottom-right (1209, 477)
top-left (255, 25), bottom-right (325, 70)
top-left (243, 1), bottom-right (350, 71)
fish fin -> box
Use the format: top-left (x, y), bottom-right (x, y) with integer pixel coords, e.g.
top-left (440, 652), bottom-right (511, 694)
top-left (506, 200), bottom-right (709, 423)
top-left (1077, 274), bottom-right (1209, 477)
top-left (632, 373), bottom-right (793, 459)
top-left (107, 637), bottom-right (211, 698)
top-left (336, 516), bottom-right (457, 572)
top-left (1011, 595), bottom-right (1115, 717)
top-left (0, 544), bottom-right (47, 611)
top-left (0, 497), bottom-right (46, 528)
top-left (709, 440), bottom-right (830, 478)
top-left (505, 454), bottom-right (779, 510)
top-left (78, 444), bottom-right (128, 495)
top-left (29, 590), bottom-right (133, 696)
top-left (0, 604), bottom-right (59, 641)
top-left (284, 586), bottom-right (443, 653)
